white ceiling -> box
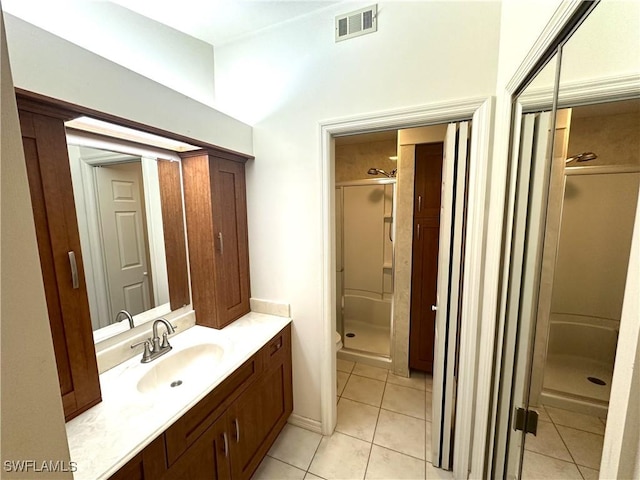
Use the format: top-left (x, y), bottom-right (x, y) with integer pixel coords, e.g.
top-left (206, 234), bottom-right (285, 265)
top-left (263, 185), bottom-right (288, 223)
top-left (110, 0), bottom-right (340, 46)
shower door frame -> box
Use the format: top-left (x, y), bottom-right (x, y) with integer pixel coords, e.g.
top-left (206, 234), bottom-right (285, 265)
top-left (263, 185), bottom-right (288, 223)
top-left (335, 177), bottom-right (396, 360)
top-left (319, 95), bottom-right (495, 479)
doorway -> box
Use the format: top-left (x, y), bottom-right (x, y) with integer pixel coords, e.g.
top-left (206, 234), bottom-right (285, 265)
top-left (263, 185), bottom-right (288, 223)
top-left (320, 98), bottom-right (494, 479)
top-left (334, 131), bottom-right (397, 362)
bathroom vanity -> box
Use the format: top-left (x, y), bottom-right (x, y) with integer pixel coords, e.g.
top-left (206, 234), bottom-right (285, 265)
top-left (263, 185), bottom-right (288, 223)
top-left (66, 313), bottom-right (292, 480)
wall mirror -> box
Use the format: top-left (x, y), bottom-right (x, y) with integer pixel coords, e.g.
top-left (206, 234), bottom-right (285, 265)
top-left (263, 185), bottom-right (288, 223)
top-left (65, 128), bottom-right (191, 343)
top-left (495, 1), bottom-right (640, 478)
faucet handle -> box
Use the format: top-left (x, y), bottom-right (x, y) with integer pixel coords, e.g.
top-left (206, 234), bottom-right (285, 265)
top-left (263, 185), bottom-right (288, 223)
top-left (131, 339), bottom-right (153, 363)
top-left (161, 332), bottom-right (171, 349)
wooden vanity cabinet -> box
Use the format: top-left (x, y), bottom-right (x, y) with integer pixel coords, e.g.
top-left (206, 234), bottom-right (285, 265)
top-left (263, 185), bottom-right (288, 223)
top-left (165, 416), bottom-right (231, 480)
top-left (109, 436), bottom-right (167, 480)
top-left (110, 324), bottom-right (293, 480)
top-left (181, 150), bottom-right (251, 329)
top-left (17, 102), bottom-right (101, 421)
top-left (228, 327), bottom-right (293, 480)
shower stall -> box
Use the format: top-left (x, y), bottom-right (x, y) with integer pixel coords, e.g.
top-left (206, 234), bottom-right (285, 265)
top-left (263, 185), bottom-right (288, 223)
top-left (336, 178), bottom-right (395, 360)
top-left (532, 167), bottom-right (640, 416)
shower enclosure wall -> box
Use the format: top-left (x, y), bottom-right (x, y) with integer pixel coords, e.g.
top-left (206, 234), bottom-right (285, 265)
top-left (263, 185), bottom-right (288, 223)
top-left (532, 168), bottom-right (640, 416)
top-left (336, 179), bottom-right (395, 359)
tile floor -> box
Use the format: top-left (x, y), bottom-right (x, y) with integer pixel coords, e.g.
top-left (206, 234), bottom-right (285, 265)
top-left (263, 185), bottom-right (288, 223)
top-left (252, 361), bottom-right (451, 480)
top-left (521, 404), bottom-right (606, 479)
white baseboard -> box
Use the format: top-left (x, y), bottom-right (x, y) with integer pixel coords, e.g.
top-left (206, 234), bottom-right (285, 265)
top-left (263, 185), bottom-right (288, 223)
top-left (288, 413), bottom-right (323, 434)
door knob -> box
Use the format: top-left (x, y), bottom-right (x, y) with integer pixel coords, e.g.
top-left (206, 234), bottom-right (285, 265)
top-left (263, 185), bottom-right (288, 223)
top-left (431, 305), bottom-right (438, 311)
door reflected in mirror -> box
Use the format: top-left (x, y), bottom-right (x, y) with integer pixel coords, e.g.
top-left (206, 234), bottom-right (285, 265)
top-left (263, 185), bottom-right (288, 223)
top-left (67, 140), bottom-right (190, 340)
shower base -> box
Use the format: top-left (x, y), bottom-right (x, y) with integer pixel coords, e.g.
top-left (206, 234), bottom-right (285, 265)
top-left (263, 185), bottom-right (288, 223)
top-left (342, 319), bottom-right (390, 356)
top-left (541, 353), bottom-right (612, 417)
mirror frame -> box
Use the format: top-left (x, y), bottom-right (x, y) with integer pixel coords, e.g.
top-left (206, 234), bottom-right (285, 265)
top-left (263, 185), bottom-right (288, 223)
top-left (14, 88), bottom-right (251, 347)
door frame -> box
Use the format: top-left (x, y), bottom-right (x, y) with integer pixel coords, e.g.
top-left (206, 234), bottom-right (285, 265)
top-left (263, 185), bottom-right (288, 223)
top-left (318, 96), bottom-right (494, 478)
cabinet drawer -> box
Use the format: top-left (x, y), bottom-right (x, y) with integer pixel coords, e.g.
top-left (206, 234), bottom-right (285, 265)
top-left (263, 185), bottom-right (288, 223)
top-left (165, 353), bottom-right (262, 466)
top-left (263, 324), bottom-right (291, 367)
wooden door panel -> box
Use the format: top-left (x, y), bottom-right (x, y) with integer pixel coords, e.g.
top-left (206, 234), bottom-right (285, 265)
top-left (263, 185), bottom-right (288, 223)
top-left (414, 143), bottom-right (444, 219)
top-left (409, 142), bottom-right (444, 373)
top-left (19, 109), bottom-right (101, 420)
top-left (409, 219), bottom-right (440, 371)
top-left (163, 418), bottom-right (230, 480)
top-left (212, 157), bottom-right (250, 326)
top-left (230, 325), bottom-right (292, 480)
top-left (22, 134), bottom-right (74, 396)
top-left (181, 152), bottom-right (250, 329)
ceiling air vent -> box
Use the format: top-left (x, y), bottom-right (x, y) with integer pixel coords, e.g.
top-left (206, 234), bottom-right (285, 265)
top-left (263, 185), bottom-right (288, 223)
top-left (335, 5), bottom-right (377, 42)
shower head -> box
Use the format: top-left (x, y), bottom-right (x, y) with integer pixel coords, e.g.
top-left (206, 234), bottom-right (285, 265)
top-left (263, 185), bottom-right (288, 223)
top-left (565, 152), bottom-right (598, 164)
top-left (367, 167), bottom-right (397, 178)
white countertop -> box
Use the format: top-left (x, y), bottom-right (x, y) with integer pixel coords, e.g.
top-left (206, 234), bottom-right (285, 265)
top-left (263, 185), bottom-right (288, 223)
top-left (66, 312), bottom-right (291, 480)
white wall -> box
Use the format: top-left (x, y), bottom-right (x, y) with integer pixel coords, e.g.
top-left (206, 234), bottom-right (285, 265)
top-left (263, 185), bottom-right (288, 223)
top-left (0, 11), bottom-right (72, 478)
top-left (214, 1), bottom-right (501, 424)
top-left (3, 14), bottom-right (252, 156)
top-left (2, 1), bottom-right (216, 107)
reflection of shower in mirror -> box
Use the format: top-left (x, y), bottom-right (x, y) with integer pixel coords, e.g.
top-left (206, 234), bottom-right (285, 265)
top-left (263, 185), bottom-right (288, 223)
top-left (565, 151), bottom-right (598, 164)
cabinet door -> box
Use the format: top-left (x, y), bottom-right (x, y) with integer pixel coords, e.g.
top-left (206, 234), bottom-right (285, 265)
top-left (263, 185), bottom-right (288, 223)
top-left (413, 143), bottom-right (443, 219)
top-left (182, 152), bottom-right (251, 329)
top-left (109, 435), bottom-right (166, 480)
top-left (210, 156), bottom-right (251, 327)
top-left (229, 327), bottom-right (293, 480)
top-left (164, 416), bottom-right (231, 480)
top-left (409, 143), bottom-right (444, 373)
top-left (19, 109), bottom-right (101, 420)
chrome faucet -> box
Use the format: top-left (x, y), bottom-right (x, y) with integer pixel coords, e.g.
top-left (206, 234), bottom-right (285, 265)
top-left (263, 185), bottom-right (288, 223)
top-left (130, 318), bottom-right (177, 363)
top-left (115, 310), bottom-right (135, 329)
top-left (152, 318), bottom-right (176, 352)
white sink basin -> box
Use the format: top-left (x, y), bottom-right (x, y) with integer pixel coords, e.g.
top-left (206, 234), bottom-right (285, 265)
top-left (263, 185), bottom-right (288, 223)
top-left (137, 343), bottom-right (225, 394)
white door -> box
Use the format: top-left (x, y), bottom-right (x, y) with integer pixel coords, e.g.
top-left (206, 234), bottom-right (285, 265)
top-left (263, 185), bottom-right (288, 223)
top-left (96, 162), bottom-right (152, 319)
top-left (432, 121), bottom-right (470, 469)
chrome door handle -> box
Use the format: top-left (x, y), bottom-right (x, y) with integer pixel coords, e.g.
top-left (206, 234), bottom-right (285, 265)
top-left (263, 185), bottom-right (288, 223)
top-left (68, 251), bottom-right (79, 289)
top-left (418, 195), bottom-right (422, 212)
top-left (222, 432), bottom-right (229, 457)
top-left (417, 223), bottom-right (421, 239)
top-left (233, 418), bottom-right (240, 443)
top-left (431, 305), bottom-right (438, 311)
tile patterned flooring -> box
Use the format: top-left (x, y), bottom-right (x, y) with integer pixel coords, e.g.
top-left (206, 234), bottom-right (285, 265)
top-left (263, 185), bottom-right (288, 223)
top-left (252, 361), bottom-right (451, 480)
top-left (252, 362), bottom-right (606, 480)
top-left (522, 404), bottom-right (606, 479)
